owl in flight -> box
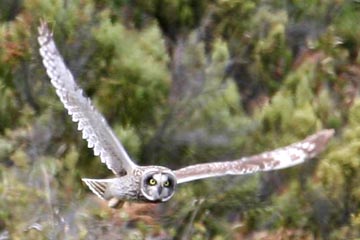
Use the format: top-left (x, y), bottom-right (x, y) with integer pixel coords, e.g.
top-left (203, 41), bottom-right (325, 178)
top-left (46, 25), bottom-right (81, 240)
top-left (38, 22), bottom-right (334, 208)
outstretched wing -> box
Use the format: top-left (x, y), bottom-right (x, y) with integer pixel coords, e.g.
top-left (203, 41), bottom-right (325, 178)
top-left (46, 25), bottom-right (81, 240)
top-left (38, 21), bottom-right (137, 175)
top-left (174, 129), bottom-right (334, 184)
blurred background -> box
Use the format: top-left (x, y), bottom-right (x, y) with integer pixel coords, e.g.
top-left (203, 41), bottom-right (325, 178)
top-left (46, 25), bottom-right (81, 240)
top-left (0, 0), bottom-right (360, 239)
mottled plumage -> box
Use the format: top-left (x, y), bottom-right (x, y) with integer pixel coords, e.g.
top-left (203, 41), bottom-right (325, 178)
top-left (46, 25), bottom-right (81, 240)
top-left (38, 21), bottom-right (334, 208)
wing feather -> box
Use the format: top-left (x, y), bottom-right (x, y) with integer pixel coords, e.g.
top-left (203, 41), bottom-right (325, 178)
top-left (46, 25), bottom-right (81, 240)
top-left (38, 21), bottom-right (137, 175)
top-left (174, 129), bottom-right (334, 184)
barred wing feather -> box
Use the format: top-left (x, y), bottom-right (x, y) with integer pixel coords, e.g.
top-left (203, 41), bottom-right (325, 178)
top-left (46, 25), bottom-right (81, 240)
top-left (38, 22), bottom-right (137, 175)
top-left (174, 129), bottom-right (334, 184)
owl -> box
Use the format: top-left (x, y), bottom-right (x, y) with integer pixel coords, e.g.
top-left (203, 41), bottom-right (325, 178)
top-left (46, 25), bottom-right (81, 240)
top-left (38, 22), bottom-right (334, 208)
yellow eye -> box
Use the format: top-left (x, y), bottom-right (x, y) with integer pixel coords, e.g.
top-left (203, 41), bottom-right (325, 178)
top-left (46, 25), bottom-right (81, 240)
top-left (148, 178), bottom-right (157, 185)
top-left (163, 180), bottom-right (170, 187)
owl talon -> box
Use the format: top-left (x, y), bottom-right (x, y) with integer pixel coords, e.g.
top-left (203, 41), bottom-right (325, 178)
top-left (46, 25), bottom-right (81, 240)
top-left (108, 198), bottom-right (124, 208)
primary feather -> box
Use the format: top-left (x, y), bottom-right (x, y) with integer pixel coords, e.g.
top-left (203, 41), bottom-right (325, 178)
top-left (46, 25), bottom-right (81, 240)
top-left (38, 21), bottom-right (137, 176)
top-left (174, 129), bottom-right (334, 184)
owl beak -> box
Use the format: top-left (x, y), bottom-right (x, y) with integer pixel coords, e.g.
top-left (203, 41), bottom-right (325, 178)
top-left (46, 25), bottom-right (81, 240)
top-left (157, 186), bottom-right (163, 196)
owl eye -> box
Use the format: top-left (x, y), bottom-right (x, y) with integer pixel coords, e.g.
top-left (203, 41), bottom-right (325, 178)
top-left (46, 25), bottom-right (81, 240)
top-left (148, 178), bottom-right (157, 186)
top-left (163, 180), bottom-right (171, 187)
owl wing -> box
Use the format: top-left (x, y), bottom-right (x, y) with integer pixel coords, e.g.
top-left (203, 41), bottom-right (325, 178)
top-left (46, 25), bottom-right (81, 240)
top-left (38, 21), bottom-right (137, 175)
top-left (174, 129), bottom-right (334, 184)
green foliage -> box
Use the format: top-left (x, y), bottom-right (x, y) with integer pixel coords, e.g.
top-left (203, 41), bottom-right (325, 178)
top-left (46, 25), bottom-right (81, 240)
top-left (136, 0), bottom-right (209, 35)
top-left (1, 0), bottom-right (360, 239)
top-left (334, 2), bottom-right (360, 48)
top-left (317, 100), bottom-right (360, 231)
top-left (214, 0), bottom-right (258, 39)
top-left (92, 16), bottom-right (169, 127)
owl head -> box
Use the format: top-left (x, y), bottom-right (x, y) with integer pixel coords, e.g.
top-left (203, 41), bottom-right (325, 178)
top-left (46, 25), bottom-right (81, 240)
top-left (140, 168), bottom-right (177, 202)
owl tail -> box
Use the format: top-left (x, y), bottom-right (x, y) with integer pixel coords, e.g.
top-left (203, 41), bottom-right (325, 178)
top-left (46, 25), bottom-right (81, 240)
top-left (82, 178), bottom-right (124, 208)
top-left (82, 178), bottom-right (112, 200)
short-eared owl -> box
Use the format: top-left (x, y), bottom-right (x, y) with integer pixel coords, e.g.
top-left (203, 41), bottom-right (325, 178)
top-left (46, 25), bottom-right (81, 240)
top-left (38, 22), bottom-right (334, 208)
